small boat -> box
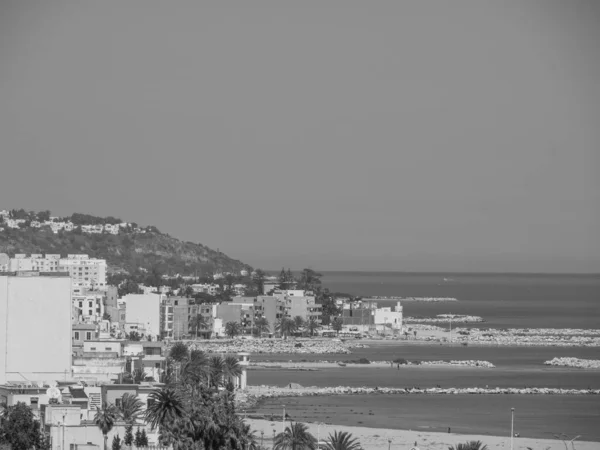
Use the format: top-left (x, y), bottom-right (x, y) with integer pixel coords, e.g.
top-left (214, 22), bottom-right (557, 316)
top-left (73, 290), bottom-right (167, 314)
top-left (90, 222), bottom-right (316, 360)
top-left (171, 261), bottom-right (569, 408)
top-left (337, 362), bottom-right (347, 367)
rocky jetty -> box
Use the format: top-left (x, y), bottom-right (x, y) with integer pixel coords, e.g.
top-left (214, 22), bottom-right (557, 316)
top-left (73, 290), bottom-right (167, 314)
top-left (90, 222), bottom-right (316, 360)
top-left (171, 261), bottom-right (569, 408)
top-left (544, 357), bottom-right (600, 369)
top-left (406, 315), bottom-right (484, 324)
top-left (240, 385), bottom-right (600, 406)
top-left (398, 297), bottom-right (458, 302)
top-left (419, 360), bottom-right (495, 368)
top-left (179, 338), bottom-right (366, 355)
top-left (451, 328), bottom-right (600, 347)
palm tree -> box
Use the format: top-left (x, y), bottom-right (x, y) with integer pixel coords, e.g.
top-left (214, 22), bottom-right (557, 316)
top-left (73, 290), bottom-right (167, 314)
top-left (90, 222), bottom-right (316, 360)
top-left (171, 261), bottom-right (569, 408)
top-left (94, 403), bottom-right (119, 450)
top-left (293, 316), bottom-right (305, 334)
top-left (240, 422), bottom-right (260, 450)
top-left (145, 388), bottom-right (186, 431)
top-left (254, 317), bottom-right (270, 336)
top-left (307, 317), bottom-right (321, 337)
top-left (169, 341), bottom-right (189, 362)
top-left (223, 355), bottom-right (242, 386)
top-left (448, 441), bottom-right (489, 450)
top-left (189, 314), bottom-right (208, 339)
top-left (225, 321), bottom-right (241, 338)
top-left (276, 317), bottom-right (297, 340)
top-left (274, 422), bottom-right (317, 450)
top-left (118, 393), bottom-right (144, 425)
top-left (209, 356), bottom-right (226, 387)
top-left (324, 431), bottom-right (362, 450)
top-left (132, 368), bottom-right (145, 384)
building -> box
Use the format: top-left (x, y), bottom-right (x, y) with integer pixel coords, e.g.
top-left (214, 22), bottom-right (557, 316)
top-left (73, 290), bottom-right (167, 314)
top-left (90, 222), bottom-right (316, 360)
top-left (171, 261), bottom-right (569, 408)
top-left (286, 296), bottom-right (322, 324)
top-left (72, 292), bottom-right (104, 322)
top-left (0, 254), bottom-right (107, 291)
top-left (122, 293), bottom-right (161, 339)
top-left (0, 272), bottom-right (72, 384)
top-left (225, 296), bottom-right (289, 335)
top-left (341, 301), bottom-right (403, 333)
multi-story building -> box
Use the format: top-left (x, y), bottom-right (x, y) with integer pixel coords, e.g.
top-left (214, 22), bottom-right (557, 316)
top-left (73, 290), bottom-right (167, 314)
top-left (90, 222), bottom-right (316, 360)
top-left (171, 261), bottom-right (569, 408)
top-left (341, 301), bottom-right (403, 333)
top-left (286, 296), bottom-right (323, 324)
top-left (72, 292), bottom-right (104, 322)
top-left (0, 254), bottom-right (107, 291)
top-left (122, 293), bottom-right (161, 339)
top-left (224, 296), bottom-right (289, 335)
top-left (0, 272), bottom-right (72, 384)
top-left (58, 254), bottom-right (107, 290)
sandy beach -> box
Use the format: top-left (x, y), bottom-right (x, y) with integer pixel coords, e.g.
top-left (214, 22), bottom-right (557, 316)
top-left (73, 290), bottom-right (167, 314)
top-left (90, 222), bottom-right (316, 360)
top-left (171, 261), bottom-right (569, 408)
top-left (246, 418), bottom-right (599, 450)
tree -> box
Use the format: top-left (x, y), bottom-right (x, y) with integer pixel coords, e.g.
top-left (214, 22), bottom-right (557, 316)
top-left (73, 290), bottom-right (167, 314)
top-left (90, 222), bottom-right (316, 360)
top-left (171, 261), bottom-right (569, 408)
top-left (324, 431), bottom-right (362, 450)
top-left (307, 317), bottom-right (321, 337)
top-left (169, 342), bottom-right (189, 362)
top-left (275, 317), bottom-right (297, 340)
top-left (128, 331), bottom-right (142, 342)
top-left (189, 314), bottom-right (208, 339)
top-left (145, 388), bottom-right (186, 432)
top-left (118, 393), bottom-right (144, 424)
top-left (103, 312), bottom-right (112, 321)
top-left (225, 321), bottom-right (241, 338)
top-left (252, 269), bottom-right (266, 295)
top-left (223, 355), bottom-right (242, 387)
top-left (94, 403), bottom-right (119, 450)
top-left (293, 316), bottom-right (305, 333)
top-left (254, 317), bottom-right (270, 336)
top-left (297, 268), bottom-right (322, 294)
top-left (134, 428), bottom-right (143, 448)
top-left (118, 280), bottom-right (142, 297)
top-left (112, 434), bottom-right (122, 450)
top-left (274, 422), bottom-right (317, 450)
top-left (448, 441), bottom-right (489, 450)
top-left (139, 429), bottom-right (148, 447)
top-left (124, 425), bottom-right (134, 446)
top-left (331, 317), bottom-right (343, 336)
top-left (0, 402), bottom-right (43, 450)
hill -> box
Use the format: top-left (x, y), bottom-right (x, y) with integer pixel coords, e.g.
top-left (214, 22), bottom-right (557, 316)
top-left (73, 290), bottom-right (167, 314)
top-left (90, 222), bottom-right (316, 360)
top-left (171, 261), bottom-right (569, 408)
top-left (0, 210), bottom-right (251, 276)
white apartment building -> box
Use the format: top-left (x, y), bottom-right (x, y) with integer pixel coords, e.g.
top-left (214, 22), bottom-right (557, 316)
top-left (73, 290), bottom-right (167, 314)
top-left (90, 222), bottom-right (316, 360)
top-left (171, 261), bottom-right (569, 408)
top-left (0, 254), bottom-right (108, 291)
top-left (123, 293), bottom-right (161, 339)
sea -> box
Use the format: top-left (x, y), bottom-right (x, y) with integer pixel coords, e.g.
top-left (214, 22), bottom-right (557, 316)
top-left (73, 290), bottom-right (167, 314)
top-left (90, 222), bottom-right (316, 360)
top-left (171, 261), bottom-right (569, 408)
top-left (248, 272), bottom-right (600, 441)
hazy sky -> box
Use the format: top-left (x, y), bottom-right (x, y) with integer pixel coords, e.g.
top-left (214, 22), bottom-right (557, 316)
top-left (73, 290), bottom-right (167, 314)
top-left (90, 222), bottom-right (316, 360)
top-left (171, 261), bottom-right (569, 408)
top-left (1, 1), bottom-right (599, 273)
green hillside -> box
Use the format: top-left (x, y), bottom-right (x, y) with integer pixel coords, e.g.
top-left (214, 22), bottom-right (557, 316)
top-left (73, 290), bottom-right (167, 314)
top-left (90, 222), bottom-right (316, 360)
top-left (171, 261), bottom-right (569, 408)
top-left (0, 211), bottom-right (251, 276)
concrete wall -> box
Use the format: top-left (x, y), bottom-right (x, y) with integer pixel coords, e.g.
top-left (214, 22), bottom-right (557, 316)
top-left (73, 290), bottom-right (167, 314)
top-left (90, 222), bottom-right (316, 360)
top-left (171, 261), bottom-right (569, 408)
top-left (123, 294), bottom-right (161, 338)
top-left (0, 275), bottom-right (72, 384)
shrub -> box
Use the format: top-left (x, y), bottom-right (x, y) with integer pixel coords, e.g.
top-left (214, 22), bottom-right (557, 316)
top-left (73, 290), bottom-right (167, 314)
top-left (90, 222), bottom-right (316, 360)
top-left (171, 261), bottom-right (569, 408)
top-left (412, 360), bottom-right (421, 365)
top-left (393, 358), bottom-right (408, 365)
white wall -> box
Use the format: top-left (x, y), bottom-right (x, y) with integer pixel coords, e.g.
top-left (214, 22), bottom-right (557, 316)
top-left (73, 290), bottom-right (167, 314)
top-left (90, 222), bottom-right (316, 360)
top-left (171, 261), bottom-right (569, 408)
top-left (123, 294), bottom-right (161, 338)
top-left (0, 275), bottom-right (72, 384)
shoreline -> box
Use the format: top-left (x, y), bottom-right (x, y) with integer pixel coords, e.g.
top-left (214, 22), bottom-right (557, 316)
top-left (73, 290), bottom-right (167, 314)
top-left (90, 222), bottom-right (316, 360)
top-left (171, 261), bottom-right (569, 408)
top-left (244, 418), bottom-right (600, 449)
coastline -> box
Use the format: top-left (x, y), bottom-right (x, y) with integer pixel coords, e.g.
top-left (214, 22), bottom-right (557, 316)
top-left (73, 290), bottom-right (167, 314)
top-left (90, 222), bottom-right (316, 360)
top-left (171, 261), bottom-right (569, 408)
top-left (245, 418), bottom-right (600, 450)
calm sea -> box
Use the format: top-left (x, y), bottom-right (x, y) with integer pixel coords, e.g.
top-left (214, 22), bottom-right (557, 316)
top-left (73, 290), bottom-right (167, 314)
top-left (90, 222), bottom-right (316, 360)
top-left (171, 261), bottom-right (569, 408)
top-left (320, 272), bottom-right (600, 329)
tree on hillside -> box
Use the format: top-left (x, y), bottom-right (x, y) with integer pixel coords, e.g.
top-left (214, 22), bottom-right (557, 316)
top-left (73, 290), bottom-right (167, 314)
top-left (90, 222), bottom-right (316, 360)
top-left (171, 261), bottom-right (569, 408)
top-left (0, 402), bottom-right (44, 450)
top-left (118, 280), bottom-right (142, 297)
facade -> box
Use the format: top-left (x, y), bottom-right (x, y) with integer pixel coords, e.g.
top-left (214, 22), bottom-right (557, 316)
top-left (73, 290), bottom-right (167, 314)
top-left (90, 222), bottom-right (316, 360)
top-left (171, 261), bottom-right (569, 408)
top-left (286, 296), bottom-right (322, 324)
top-left (226, 296), bottom-right (289, 334)
top-left (341, 301), bottom-right (403, 333)
top-left (122, 293), bottom-right (161, 339)
top-left (0, 254), bottom-right (107, 291)
top-left (72, 292), bottom-right (104, 322)
top-left (0, 273), bottom-right (72, 384)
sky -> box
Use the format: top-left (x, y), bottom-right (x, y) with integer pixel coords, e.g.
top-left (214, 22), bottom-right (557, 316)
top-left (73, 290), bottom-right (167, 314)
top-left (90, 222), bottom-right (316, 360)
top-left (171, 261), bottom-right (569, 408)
top-left (0, 1), bottom-right (599, 273)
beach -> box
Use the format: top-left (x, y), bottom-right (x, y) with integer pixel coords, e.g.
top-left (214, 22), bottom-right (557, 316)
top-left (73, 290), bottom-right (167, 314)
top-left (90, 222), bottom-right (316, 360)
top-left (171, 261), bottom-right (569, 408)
top-left (245, 418), bottom-right (600, 450)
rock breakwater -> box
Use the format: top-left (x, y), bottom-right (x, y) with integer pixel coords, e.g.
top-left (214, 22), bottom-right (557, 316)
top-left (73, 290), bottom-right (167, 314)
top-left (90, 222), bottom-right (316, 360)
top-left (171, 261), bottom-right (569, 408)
top-left (544, 357), bottom-right (600, 369)
top-left (175, 338), bottom-right (366, 355)
top-left (406, 315), bottom-right (484, 324)
top-left (451, 328), bottom-right (600, 347)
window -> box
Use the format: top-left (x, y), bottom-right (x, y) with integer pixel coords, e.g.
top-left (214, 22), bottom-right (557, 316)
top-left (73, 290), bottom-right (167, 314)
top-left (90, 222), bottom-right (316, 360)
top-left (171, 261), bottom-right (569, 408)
top-left (86, 332), bottom-right (92, 340)
top-left (78, 301), bottom-right (83, 308)
top-left (88, 310), bottom-right (93, 316)
top-left (88, 301), bottom-right (93, 307)
top-left (115, 398), bottom-right (122, 407)
top-left (105, 347), bottom-right (112, 351)
top-left (155, 363), bottom-right (161, 368)
top-left (74, 331), bottom-right (80, 340)
top-left (90, 347), bottom-right (96, 351)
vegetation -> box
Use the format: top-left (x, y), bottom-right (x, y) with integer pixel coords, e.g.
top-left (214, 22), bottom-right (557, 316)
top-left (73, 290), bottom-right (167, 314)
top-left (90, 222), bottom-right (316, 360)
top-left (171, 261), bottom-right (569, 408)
top-left (225, 321), bottom-right (242, 338)
top-left (276, 317), bottom-right (297, 339)
top-left (0, 402), bottom-right (45, 450)
top-left (307, 317), bottom-right (321, 337)
top-left (118, 393), bottom-right (144, 424)
top-left (324, 431), bottom-right (362, 450)
top-left (111, 434), bottom-right (122, 450)
top-left (448, 441), bottom-right (489, 450)
top-left (331, 317), bottom-right (344, 335)
top-left (254, 317), bottom-right (270, 336)
top-left (274, 422), bottom-right (317, 450)
top-left (94, 403), bottom-right (119, 450)
top-left (169, 342), bottom-right (189, 362)
top-left (0, 210), bottom-right (251, 275)
top-left (124, 425), bottom-right (134, 446)
top-left (189, 314), bottom-right (208, 339)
